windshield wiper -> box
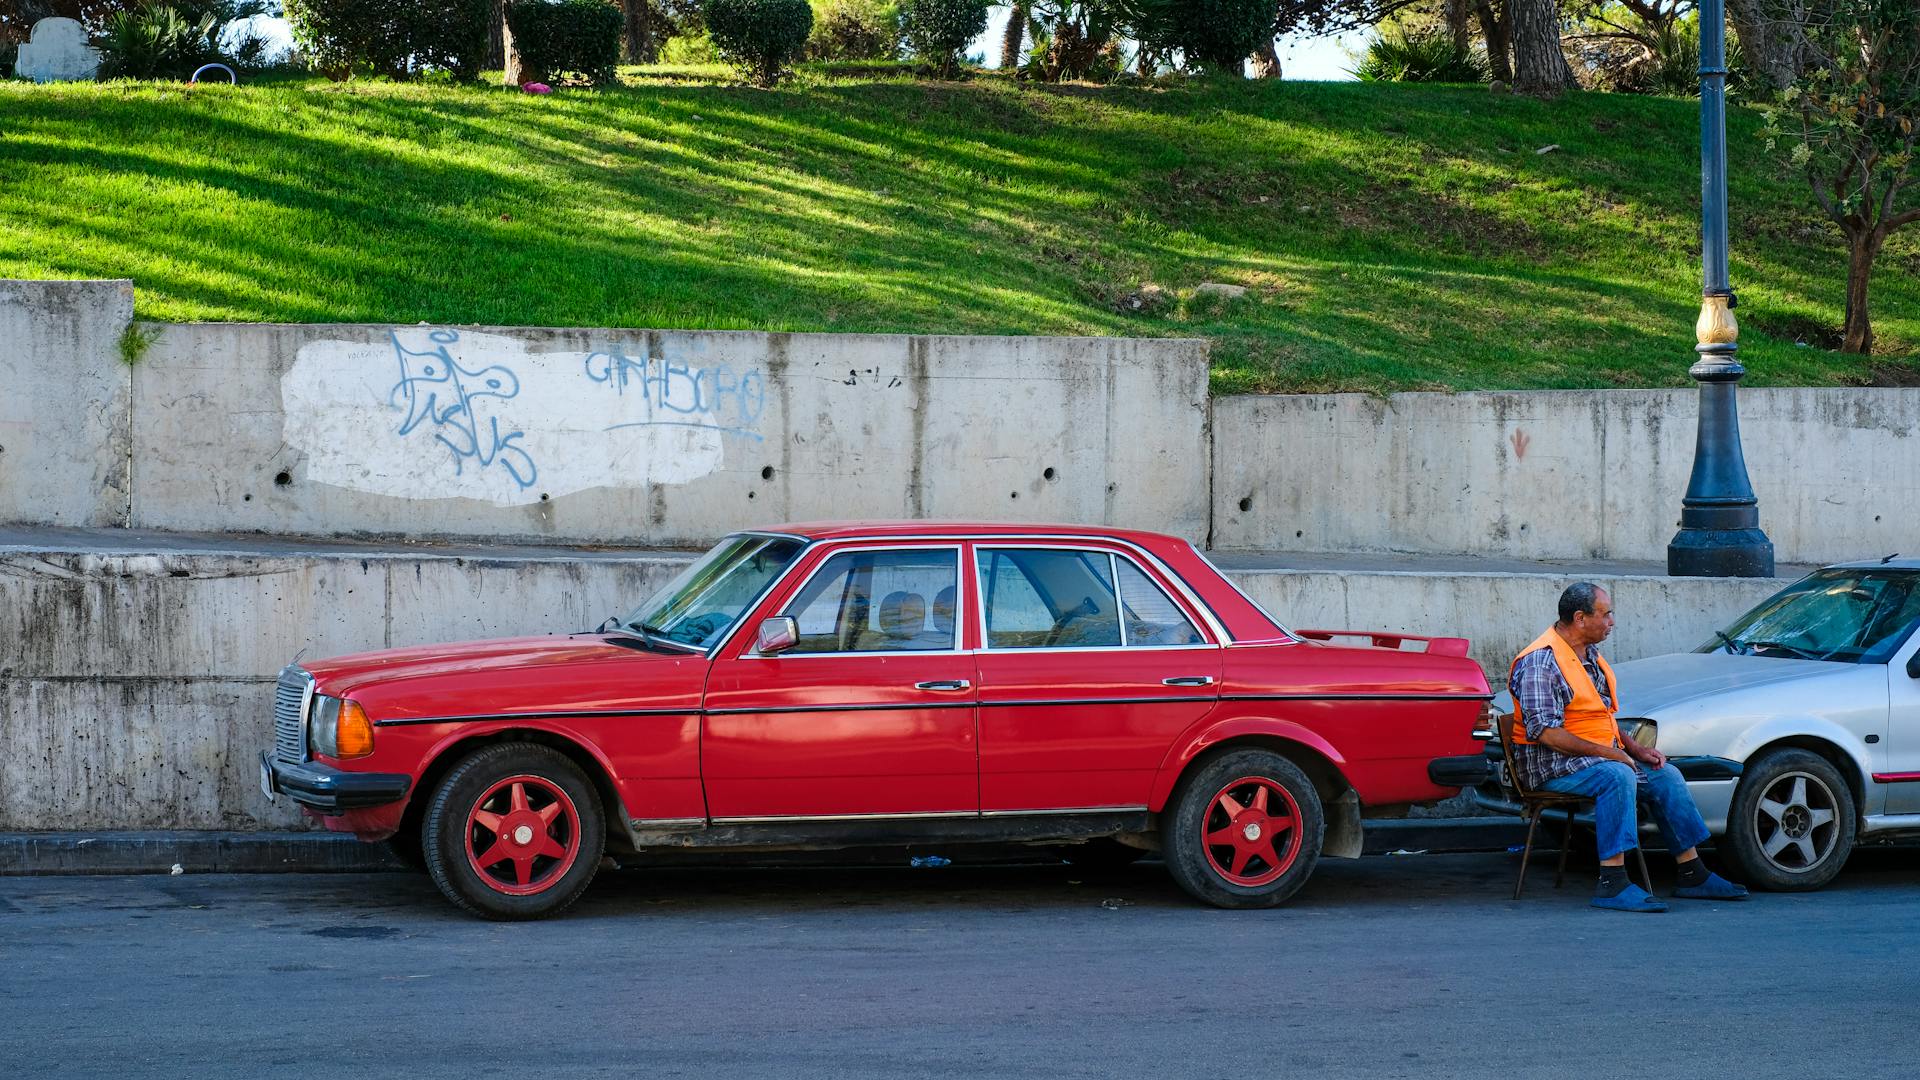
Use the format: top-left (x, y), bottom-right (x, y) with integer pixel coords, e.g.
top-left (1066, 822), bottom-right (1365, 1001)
top-left (1745, 640), bottom-right (1822, 661)
top-left (627, 621), bottom-right (701, 653)
top-left (1713, 630), bottom-right (1744, 655)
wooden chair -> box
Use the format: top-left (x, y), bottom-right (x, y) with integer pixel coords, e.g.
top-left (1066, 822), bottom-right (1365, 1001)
top-left (1498, 716), bottom-right (1650, 900)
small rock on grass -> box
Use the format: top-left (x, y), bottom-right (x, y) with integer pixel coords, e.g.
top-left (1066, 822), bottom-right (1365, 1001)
top-left (1193, 282), bottom-right (1248, 300)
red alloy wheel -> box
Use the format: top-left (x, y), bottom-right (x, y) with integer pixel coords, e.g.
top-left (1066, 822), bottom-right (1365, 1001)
top-left (464, 774), bottom-right (582, 896)
top-left (1200, 775), bottom-right (1303, 887)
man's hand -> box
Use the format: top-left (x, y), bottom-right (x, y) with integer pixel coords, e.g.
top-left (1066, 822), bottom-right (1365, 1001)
top-left (1625, 739), bottom-right (1666, 769)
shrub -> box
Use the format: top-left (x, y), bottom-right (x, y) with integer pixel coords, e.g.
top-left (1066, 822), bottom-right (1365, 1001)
top-left (1111, 0), bottom-right (1266, 75)
top-left (899, 0), bottom-right (986, 76)
top-left (705, 0), bottom-right (813, 84)
top-left (1350, 28), bottom-right (1490, 83)
top-left (284, 0), bottom-right (492, 80)
top-left (97, 3), bottom-right (223, 79)
top-left (659, 29), bottom-right (721, 62)
top-left (507, 0), bottom-right (624, 84)
top-left (1172, 0), bottom-right (1268, 73)
top-left (806, 0), bottom-right (899, 61)
top-left (1, 40), bottom-right (16, 80)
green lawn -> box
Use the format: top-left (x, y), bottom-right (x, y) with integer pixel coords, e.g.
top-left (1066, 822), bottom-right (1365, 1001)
top-left (1, 69), bottom-right (1913, 393)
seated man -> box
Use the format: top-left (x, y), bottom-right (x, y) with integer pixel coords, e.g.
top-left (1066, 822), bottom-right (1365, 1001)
top-left (1509, 582), bottom-right (1749, 912)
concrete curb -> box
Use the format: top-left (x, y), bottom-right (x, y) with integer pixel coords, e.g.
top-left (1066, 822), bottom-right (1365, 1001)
top-left (0, 819), bottom-right (1530, 876)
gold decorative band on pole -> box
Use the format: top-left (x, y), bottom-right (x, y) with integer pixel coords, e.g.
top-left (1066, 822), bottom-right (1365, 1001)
top-left (1695, 294), bottom-right (1738, 347)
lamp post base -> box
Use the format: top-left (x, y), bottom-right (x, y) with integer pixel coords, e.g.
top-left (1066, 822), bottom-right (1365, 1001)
top-left (1667, 526), bottom-right (1774, 577)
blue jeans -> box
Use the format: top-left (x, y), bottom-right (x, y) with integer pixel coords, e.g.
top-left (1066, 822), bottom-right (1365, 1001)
top-left (1541, 761), bottom-right (1711, 861)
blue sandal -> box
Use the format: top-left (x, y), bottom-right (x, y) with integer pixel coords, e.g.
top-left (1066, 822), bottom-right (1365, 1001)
top-left (1672, 872), bottom-right (1750, 901)
top-left (1591, 883), bottom-right (1668, 913)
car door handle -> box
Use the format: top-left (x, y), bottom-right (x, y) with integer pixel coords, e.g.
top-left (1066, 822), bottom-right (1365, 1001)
top-left (1162, 676), bottom-right (1216, 687)
top-left (914, 680), bottom-right (971, 692)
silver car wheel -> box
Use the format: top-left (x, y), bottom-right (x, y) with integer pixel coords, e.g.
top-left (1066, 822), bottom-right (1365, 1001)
top-left (1752, 770), bottom-right (1841, 873)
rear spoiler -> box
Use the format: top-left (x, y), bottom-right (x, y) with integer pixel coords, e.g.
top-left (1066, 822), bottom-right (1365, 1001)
top-left (1293, 630), bottom-right (1472, 658)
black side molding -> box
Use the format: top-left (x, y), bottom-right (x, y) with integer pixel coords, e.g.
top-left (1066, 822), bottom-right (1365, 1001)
top-left (1669, 756), bottom-right (1743, 781)
top-left (1428, 754), bottom-right (1492, 788)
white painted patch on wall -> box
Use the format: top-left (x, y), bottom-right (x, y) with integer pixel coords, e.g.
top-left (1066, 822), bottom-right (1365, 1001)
top-left (282, 328), bottom-right (767, 506)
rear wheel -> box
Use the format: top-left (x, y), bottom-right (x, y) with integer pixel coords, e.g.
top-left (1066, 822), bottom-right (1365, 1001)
top-left (422, 743), bottom-right (606, 920)
top-left (1163, 748), bottom-right (1324, 909)
top-left (1721, 748), bottom-right (1855, 892)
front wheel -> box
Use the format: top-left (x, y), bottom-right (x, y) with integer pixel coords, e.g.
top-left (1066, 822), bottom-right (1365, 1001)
top-left (1721, 748), bottom-right (1855, 892)
top-left (1163, 748), bottom-right (1324, 909)
top-left (422, 743), bottom-right (606, 920)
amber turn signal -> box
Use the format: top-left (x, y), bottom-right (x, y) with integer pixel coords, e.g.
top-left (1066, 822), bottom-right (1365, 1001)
top-left (335, 700), bottom-right (375, 758)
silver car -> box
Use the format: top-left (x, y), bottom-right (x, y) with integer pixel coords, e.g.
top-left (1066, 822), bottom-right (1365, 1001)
top-left (1481, 559), bottom-right (1920, 891)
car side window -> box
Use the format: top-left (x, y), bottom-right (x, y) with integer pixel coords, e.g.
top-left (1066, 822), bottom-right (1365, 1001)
top-left (1115, 560), bottom-right (1206, 646)
top-left (783, 549), bottom-right (958, 653)
top-left (978, 549), bottom-right (1121, 649)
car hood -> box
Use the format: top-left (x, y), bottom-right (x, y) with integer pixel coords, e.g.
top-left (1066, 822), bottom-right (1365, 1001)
top-left (302, 635), bottom-right (692, 699)
top-left (1610, 651), bottom-right (1849, 717)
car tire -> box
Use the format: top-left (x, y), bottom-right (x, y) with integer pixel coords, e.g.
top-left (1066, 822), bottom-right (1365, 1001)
top-left (1721, 748), bottom-right (1855, 892)
top-left (422, 743), bottom-right (606, 920)
top-left (1163, 748), bottom-right (1324, 909)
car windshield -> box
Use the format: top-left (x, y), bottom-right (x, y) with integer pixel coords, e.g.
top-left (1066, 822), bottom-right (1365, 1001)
top-left (1700, 568), bottom-right (1920, 664)
top-left (623, 534), bottom-right (806, 650)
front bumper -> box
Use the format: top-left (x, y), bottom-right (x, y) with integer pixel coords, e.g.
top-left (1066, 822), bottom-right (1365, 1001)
top-left (261, 751), bottom-right (411, 813)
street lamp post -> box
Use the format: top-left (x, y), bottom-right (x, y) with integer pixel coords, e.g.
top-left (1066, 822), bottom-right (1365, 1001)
top-left (1667, 0), bottom-right (1774, 578)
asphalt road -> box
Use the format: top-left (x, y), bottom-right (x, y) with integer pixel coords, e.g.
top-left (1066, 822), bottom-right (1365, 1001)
top-left (2, 850), bottom-right (1914, 1080)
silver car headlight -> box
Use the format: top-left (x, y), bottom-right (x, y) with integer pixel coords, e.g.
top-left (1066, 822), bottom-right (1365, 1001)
top-left (1617, 717), bottom-right (1657, 749)
top-left (307, 695), bottom-right (375, 759)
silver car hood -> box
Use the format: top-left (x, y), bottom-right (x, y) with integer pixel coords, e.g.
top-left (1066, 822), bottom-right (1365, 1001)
top-left (1610, 651), bottom-right (1846, 717)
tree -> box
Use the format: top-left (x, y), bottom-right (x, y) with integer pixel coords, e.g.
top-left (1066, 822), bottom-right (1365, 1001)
top-left (1001, 0), bottom-right (1025, 66)
top-left (1475, 0), bottom-right (1513, 81)
top-left (1729, 0), bottom-right (1807, 89)
top-left (1761, 0), bottom-right (1920, 354)
top-left (1508, 0), bottom-right (1569, 93)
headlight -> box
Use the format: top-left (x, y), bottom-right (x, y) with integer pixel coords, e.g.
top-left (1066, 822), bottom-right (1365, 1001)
top-left (1617, 717), bottom-right (1657, 749)
top-left (309, 695), bottom-right (375, 759)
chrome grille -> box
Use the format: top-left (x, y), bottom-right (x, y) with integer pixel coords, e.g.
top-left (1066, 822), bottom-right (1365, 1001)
top-left (273, 667), bottom-right (312, 764)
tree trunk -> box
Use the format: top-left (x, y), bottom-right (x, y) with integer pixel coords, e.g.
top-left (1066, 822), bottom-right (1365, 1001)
top-left (488, 0), bottom-right (507, 71)
top-left (623, 0), bottom-right (654, 64)
top-left (1250, 39), bottom-right (1281, 79)
top-left (1001, 1), bottom-right (1027, 70)
top-left (1444, 0), bottom-right (1472, 51)
top-left (1842, 229), bottom-right (1883, 354)
top-left (1727, 0), bottom-right (1805, 90)
top-left (1476, 0), bottom-right (1513, 84)
top-left (1509, 0), bottom-right (1567, 95)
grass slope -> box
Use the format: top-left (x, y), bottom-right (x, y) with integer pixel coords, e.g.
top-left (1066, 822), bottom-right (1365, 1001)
top-left (1, 71), bottom-right (1914, 392)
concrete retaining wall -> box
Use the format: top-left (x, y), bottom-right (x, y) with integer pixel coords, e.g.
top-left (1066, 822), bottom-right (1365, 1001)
top-left (1212, 390), bottom-right (1913, 566)
top-left (0, 542), bottom-right (1786, 832)
top-left (0, 546), bottom-right (687, 831)
top-left (0, 280), bottom-right (132, 527)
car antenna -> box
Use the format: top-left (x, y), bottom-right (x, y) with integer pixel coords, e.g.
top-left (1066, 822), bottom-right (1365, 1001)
top-left (1883, 553), bottom-right (1901, 564)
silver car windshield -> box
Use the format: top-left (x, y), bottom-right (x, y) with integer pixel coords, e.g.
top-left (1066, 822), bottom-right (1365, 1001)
top-left (1703, 569), bottom-right (1920, 663)
top-left (625, 534), bottom-right (806, 650)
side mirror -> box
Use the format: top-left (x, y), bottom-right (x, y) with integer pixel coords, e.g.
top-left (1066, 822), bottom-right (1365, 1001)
top-left (754, 616), bottom-right (799, 656)
top-left (1907, 651), bottom-right (1920, 679)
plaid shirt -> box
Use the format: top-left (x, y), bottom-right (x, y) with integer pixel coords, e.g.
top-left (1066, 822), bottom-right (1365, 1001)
top-left (1508, 643), bottom-right (1617, 790)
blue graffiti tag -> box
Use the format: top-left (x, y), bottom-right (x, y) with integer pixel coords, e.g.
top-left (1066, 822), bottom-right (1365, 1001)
top-left (583, 347), bottom-right (766, 441)
top-left (387, 329), bottom-right (539, 489)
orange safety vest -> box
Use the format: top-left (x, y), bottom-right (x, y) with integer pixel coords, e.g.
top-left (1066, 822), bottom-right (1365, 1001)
top-left (1508, 627), bottom-right (1620, 750)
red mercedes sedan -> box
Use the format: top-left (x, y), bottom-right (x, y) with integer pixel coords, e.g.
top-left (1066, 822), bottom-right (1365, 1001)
top-left (262, 522), bottom-right (1494, 919)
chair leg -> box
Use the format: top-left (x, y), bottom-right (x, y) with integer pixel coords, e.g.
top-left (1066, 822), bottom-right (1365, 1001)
top-left (1554, 807), bottom-right (1575, 889)
top-left (1514, 806), bottom-right (1541, 900)
top-left (1632, 846), bottom-right (1651, 891)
